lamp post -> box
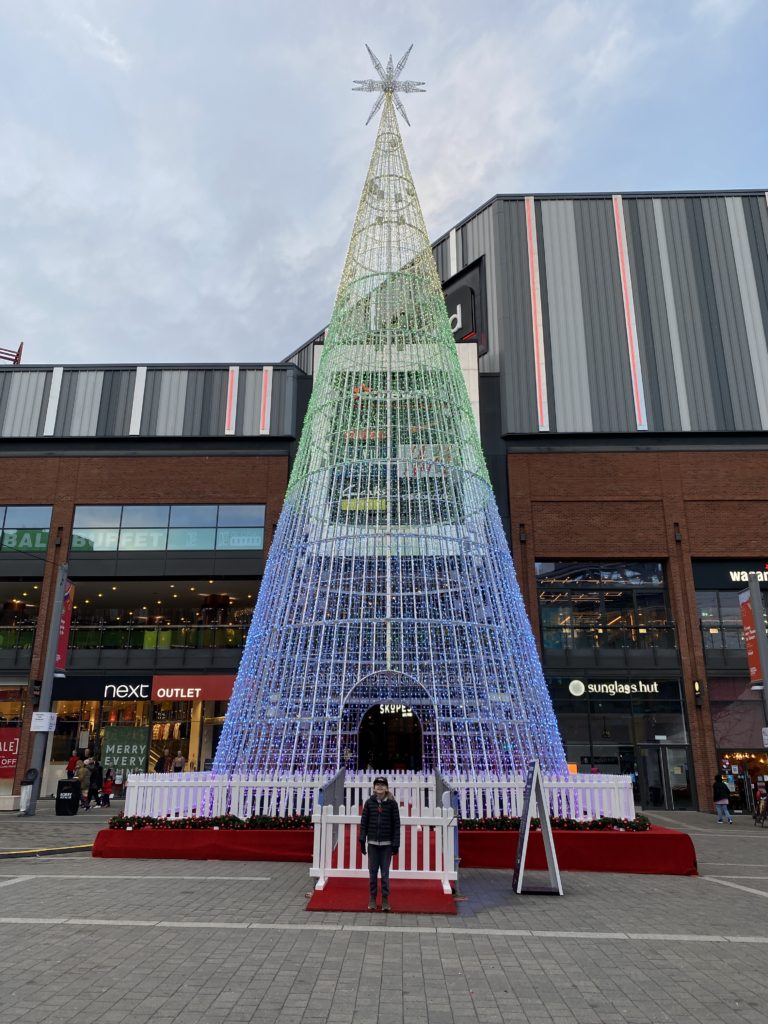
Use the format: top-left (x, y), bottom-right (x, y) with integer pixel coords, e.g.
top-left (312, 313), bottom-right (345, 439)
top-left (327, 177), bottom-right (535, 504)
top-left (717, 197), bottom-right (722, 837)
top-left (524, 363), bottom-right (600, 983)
top-left (21, 561), bottom-right (68, 817)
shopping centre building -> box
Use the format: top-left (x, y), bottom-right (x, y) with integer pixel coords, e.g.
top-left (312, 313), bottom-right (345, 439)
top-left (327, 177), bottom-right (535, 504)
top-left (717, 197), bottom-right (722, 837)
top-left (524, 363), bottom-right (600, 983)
top-left (1, 189), bottom-right (767, 812)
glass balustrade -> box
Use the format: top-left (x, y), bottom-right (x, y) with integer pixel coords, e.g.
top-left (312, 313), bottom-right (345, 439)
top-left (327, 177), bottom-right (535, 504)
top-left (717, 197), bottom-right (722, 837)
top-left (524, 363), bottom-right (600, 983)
top-left (67, 624), bottom-right (247, 650)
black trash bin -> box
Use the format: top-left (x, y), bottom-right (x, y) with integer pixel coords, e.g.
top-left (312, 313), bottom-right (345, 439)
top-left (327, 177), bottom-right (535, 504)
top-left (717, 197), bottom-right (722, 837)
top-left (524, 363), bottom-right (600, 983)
top-left (55, 779), bottom-right (81, 816)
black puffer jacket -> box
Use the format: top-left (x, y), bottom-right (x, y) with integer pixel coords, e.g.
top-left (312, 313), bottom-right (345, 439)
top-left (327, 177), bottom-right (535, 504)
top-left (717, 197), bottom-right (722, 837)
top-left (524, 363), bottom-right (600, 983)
top-left (713, 779), bottom-right (730, 802)
top-left (360, 795), bottom-right (401, 848)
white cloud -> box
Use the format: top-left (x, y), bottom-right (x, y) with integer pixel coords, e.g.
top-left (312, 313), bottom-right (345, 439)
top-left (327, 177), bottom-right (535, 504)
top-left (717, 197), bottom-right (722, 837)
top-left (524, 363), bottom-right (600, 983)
top-left (0, 0), bottom-right (764, 366)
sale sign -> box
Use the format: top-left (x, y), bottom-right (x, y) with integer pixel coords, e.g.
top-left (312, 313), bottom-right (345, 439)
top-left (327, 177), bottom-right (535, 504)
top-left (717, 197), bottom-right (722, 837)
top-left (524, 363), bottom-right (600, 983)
top-left (0, 727), bottom-right (21, 780)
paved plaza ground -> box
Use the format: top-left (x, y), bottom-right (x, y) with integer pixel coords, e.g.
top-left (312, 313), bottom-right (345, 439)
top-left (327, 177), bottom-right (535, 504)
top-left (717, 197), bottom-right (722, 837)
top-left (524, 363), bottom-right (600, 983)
top-left (0, 804), bottom-right (766, 1024)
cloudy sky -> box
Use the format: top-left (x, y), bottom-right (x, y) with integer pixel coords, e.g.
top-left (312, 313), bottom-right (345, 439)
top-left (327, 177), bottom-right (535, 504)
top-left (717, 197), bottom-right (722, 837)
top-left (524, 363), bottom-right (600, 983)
top-left (0, 0), bottom-right (765, 367)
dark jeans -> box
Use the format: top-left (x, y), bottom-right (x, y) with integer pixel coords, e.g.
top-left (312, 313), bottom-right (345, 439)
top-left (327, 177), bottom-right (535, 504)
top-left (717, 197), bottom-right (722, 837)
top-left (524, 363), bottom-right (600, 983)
top-left (367, 844), bottom-right (393, 899)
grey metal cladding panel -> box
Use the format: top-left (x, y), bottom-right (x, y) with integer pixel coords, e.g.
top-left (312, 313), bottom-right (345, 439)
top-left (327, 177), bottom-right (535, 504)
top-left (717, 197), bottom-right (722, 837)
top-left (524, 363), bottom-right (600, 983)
top-left (97, 369), bottom-right (135, 436)
top-left (297, 345), bottom-right (314, 375)
top-left (461, 205), bottom-right (500, 373)
top-left (182, 370), bottom-right (225, 436)
top-left (493, 200), bottom-right (538, 433)
top-left (270, 367), bottom-right (298, 437)
top-left (661, 199), bottom-right (719, 430)
top-left (685, 198), bottom-right (736, 431)
top-left (155, 369), bottom-right (188, 435)
top-left (540, 200), bottom-right (592, 432)
top-left (35, 372), bottom-right (52, 436)
top-left (727, 197), bottom-right (768, 428)
top-left (140, 369), bottom-right (162, 435)
top-left (623, 199), bottom-right (681, 431)
top-left (54, 371), bottom-right (77, 435)
top-left (70, 370), bottom-right (104, 436)
top-left (573, 199), bottom-right (635, 432)
top-left (1, 370), bottom-right (50, 437)
top-left (742, 196), bottom-right (768, 359)
top-left (433, 238), bottom-right (448, 282)
top-left (236, 369), bottom-right (263, 435)
top-left (700, 196), bottom-right (761, 430)
top-left (206, 370), bottom-right (228, 434)
top-left (0, 374), bottom-right (10, 431)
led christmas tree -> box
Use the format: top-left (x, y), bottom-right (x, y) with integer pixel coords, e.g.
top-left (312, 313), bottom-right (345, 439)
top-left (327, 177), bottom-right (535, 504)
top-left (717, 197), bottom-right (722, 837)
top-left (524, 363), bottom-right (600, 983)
top-left (215, 47), bottom-right (567, 776)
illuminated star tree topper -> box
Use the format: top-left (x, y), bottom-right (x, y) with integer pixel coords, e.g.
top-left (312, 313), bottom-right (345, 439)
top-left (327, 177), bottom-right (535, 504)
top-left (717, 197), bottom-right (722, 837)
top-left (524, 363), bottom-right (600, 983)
top-left (352, 43), bottom-right (425, 125)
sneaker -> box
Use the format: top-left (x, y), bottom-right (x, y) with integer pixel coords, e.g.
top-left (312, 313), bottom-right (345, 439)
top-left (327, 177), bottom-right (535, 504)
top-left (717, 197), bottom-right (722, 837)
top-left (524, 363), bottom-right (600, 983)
top-left (367, 900), bottom-right (377, 911)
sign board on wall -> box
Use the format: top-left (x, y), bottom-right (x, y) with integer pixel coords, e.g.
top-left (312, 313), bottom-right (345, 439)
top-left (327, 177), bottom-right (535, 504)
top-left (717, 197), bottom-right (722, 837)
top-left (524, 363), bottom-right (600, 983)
top-left (0, 727), bottom-right (21, 779)
top-left (52, 675), bottom-right (235, 702)
top-left (30, 712), bottom-right (57, 732)
top-left (444, 259), bottom-right (487, 356)
top-left (151, 676), bottom-right (235, 701)
top-left (101, 726), bottom-right (150, 774)
top-left (692, 561), bottom-right (768, 589)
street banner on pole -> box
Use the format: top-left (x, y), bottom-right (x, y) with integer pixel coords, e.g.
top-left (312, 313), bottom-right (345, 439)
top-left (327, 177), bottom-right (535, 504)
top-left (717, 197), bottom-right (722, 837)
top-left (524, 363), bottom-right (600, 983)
top-left (55, 579), bottom-right (75, 674)
top-left (740, 588), bottom-right (764, 685)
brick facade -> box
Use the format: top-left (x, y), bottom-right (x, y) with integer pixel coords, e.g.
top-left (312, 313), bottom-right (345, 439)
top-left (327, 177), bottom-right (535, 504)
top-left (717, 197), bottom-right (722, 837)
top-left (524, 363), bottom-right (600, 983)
top-left (508, 448), bottom-right (768, 810)
top-left (1, 454), bottom-right (289, 791)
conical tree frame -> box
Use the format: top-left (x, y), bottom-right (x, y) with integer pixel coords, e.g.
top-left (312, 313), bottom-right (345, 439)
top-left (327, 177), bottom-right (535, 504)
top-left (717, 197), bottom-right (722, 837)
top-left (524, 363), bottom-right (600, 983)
top-left (215, 96), bottom-right (567, 776)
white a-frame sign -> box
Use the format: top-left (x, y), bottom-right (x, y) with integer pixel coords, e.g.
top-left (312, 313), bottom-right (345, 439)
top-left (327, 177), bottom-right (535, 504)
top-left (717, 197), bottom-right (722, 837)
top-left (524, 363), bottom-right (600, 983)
top-left (512, 759), bottom-right (563, 896)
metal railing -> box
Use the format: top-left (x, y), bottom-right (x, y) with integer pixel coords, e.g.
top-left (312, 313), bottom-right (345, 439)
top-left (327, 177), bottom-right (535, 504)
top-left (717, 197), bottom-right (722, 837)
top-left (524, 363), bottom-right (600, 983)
top-left (68, 624), bottom-right (247, 651)
top-left (0, 626), bottom-right (35, 650)
top-left (699, 625), bottom-right (746, 651)
top-left (542, 625), bottom-right (677, 651)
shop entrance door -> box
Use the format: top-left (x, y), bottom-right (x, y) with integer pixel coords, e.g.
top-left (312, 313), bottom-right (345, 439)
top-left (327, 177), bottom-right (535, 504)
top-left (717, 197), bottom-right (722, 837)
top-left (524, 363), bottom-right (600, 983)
top-left (638, 744), bottom-right (693, 810)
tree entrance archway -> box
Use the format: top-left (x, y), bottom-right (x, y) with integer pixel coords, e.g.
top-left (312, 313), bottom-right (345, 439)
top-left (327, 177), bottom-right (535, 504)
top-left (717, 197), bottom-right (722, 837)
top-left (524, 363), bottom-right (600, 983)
top-left (339, 671), bottom-right (437, 771)
top-left (358, 703), bottom-right (423, 771)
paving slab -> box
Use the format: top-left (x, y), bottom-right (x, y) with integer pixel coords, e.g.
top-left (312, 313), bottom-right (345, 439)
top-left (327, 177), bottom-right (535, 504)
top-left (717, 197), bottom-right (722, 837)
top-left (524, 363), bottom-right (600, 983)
top-left (0, 809), bottom-right (765, 1022)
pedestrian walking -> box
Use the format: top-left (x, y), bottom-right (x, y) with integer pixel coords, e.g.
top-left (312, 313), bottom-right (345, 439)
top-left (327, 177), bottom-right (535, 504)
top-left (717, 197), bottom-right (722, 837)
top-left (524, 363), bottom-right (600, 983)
top-left (101, 769), bottom-right (114, 807)
top-left (77, 758), bottom-right (93, 810)
top-left (359, 776), bottom-right (400, 912)
top-left (65, 750), bottom-right (79, 779)
top-left (88, 757), bottom-right (103, 808)
top-left (172, 750), bottom-right (186, 772)
top-left (713, 774), bottom-right (733, 823)
top-left (154, 748), bottom-right (171, 773)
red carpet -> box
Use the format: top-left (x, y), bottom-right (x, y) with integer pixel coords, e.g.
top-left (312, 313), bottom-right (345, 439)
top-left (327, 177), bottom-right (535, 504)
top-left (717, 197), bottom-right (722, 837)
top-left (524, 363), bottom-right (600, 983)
top-left (459, 825), bottom-right (697, 876)
top-left (306, 877), bottom-right (456, 914)
top-left (92, 828), bottom-right (313, 861)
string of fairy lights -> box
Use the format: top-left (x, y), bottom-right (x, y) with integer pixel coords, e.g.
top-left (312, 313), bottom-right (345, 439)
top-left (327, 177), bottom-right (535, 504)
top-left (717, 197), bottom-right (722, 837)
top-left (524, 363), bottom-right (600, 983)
top-left (214, 51), bottom-right (567, 778)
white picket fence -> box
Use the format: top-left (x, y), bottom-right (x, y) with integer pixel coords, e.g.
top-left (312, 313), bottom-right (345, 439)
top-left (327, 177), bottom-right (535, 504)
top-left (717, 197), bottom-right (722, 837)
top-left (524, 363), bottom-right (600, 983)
top-left (344, 772), bottom-right (436, 814)
top-left (124, 772), bottom-right (324, 819)
top-left (124, 770), bottom-right (635, 822)
top-left (311, 804), bottom-right (457, 893)
top-left (446, 773), bottom-right (636, 821)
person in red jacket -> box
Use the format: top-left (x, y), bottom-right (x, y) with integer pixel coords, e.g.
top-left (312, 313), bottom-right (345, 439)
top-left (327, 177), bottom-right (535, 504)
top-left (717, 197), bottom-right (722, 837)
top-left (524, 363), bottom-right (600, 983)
top-left (65, 750), bottom-right (79, 779)
top-left (100, 769), bottom-right (115, 808)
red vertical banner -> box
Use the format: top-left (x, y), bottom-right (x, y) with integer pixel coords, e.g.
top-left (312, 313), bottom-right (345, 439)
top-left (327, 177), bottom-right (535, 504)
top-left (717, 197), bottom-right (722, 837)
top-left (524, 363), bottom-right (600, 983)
top-left (739, 589), bottom-right (764, 685)
top-left (0, 727), bottom-right (21, 779)
top-left (55, 579), bottom-right (75, 673)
